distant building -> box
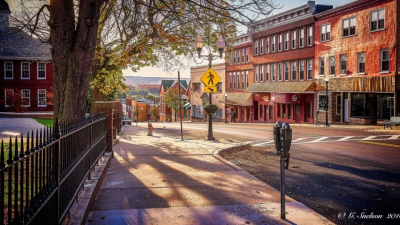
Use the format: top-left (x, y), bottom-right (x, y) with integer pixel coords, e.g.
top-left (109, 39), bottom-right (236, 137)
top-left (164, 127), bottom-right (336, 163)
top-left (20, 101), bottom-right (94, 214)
top-left (159, 80), bottom-right (188, 122)
top-left (0, 0), bottom-right (53, 112)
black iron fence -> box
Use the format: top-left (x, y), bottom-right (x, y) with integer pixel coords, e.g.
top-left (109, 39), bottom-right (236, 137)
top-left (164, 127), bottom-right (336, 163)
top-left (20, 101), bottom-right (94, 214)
top-left (0, 114), bottom-right (107, 225)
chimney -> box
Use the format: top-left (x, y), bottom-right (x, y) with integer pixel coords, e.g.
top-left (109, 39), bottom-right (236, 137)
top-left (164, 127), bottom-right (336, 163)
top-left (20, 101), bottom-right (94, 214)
top-left (0, 0), bottom-right (11, 31)
top-left (307, 1), bottom-right (316, 13)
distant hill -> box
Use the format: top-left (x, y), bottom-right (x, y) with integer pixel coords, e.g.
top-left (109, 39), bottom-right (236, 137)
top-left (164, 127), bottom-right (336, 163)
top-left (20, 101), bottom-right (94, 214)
top-left (124, 76), bottom-right (190, 86)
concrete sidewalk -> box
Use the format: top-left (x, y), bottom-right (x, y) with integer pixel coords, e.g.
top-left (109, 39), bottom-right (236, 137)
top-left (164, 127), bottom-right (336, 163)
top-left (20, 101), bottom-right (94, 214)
top-left (86, 126), bottom-right (333, 225)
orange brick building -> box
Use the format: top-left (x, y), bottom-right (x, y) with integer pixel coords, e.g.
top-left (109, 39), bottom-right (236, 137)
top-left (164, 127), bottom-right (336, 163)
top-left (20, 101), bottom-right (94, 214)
top-left (314, 0), bottom-right (399, 124)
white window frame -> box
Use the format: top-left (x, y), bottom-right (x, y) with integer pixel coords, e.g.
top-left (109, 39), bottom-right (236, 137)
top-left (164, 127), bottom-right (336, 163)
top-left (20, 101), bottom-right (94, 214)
top-left (246, 71), bottom-right (249, 88)
top-left (357, 52), bottom-right (366, 74)
top-left (241, 48), bottom-right (245, 63)
top-left (233, 72), bottom-right (236, 90)
top-left (284, 32), bottom-right (289, 50)
top-left (321, 23), bottom-right (331, 42)
top-left (291, 62), bottom-right (296, 81)
top-left (291, 30), bottom-right (296, 49)
top-left (245, 47), bottom-right (249, 62)
top-left (370, 8), bottom-right (385, 32)
top-left (254, 39), bottom-right (259, 55)
top-left (21, 89), bottom-right (30, 107)
top-left (278, 34), bottom-right (282, 52)
top-left (307, 26), bottom-right (313, 46)
top-left (241, 72), bottom-right (244, 89)
top-left (4, 61), bottom-right (13, 79)
top-left (260, 38), bottom-right (264, 55)
top-left (380, 49), bottom-right (389, 73)
top-left (340, 54), bottom-right (347, 75)
top-left (319, 57), bottom-right (325, 76)
top-left (342, 17), bottom-right (356, 37)
top-left (237, 49), bottom-right (240, 63)
top-left (21, 62), bottom-right (30, 79)
top-left (307, 59), bottom-right (313, 80)
top-left (229, 72), bottom-right (232, 90)
top-left (265, 37), bottom-right (270, 54)
top-left (37, 62), bottom-right (46, 79)
top-left (271, 64), bottom-right (276, 81)
top-left (271, 35), bottom-right (276, 52)
top-left (4, 89), bottom-right (14, 107)
top-left (329, 56), bottom-right (335, 76)
top-left (260, 65), bottom-right (264, 82)
top-left (265, 64), bottom-right (270, 81)
top-left (254, 65), bottom-right (258, 82)
top-left (284, 62), bottom-right (289, 81)
top-left (299, 28), bottom-right (304, 48)
top-left (38, 89), bottom-right (47, 107)
top-left (237, 72), bottom-right (240, 89)
top-left (278, 63), bottom-right (282, 81)
top-left (299, 60), bottom-right (305, 80)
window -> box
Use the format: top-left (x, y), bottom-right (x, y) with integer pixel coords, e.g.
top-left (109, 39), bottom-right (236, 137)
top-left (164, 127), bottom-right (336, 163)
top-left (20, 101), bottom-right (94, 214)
top-left (371, 8), bottom-right (385, 31)
top-left (307, 60), bottom-right (313, 80)
top-left (229, 51), bottom-right (232, 65)
top-left (233, 51), bottom-right (236, 64)
top-left (329, 57), bottom-right (335, 75)
top-left (340, 55), bottom-right (347, 75)
top-left (299, 60), bottom-right (305, 80)
top-left (299, 28), bottom-right (304, 48)
top-left (291, 62), bottom-right (296, 80)
top-left (254, 39), bottom-right (258, 55)
top-left (318, 95), bottom-right (328, 111)
top-left (246, 47), bottom-right (249, 62)
top-left (254, 65), bottom-right (258, 82)
top-left (237, 49), bottom-right (240, 63)
top-left (271, 35), bottom-right (276, 52)
top-left (38, 63), bottom-right (46, 79)
top-left (278, 63), bottom-right (282, 81)
top-left (343, 17), bottom-right (356, 37)
top-left (278, 34), bottom-right (282, 51)
top-left (241, 72), bottom-right (244, 89)
top-left (4, 89), bottom-right (14, 107)
top-left (336, 95), bottom-right (341, 115)
top-left (265, 37), bottom-right (269, 54)
top-left (260, 65), bottom-right (264, 82)
top-left (321, 24), bottom-right (331, 41)
top-left (21, 62), bottom-right (30, 79)
top-left (277, 104), bottom-right (281, 118)
top-left (246, 71), bottom-right (249, 88)
top-left (265, 64), bottom-right (270, 81)
top-left (319, 57), bottom-right (324, 75)
top-left (260, 39), bottom-right (264, 54)
top-left (284, 32), bottom-right (289, 50)
top-left (291, 30), bottom-right (296, 49)
top-left (229, 73), bottom-right (232, 89)
top-left (284, 62), bottom-right (289, 81)
top-left (358, 52), bottom-right (366, 74)
top-left (38, 89), bottom-right (47, 107)
top-left (237, 73), bottom-right (240, 89)
top-left (380, 49), bottom-right (389, 72)
top-left (233, 72), bottom-right (236, 89)
top-left (240, 49), bottom-right (243, 63)
top-left (21, 89), bottom-right (30, 107)
top-left (307, 26), bottom-right (313, 46)
top-left (4, 62), bottom-right (13, 79)
top-left (271, 64), bottom-right (276, 81)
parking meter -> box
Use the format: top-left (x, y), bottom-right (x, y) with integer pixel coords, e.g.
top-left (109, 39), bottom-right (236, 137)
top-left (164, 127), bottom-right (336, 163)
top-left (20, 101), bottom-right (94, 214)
top-left (273, 121), bottom-right (282, 155)
top-left (280, 122), bottom-right (292, 169)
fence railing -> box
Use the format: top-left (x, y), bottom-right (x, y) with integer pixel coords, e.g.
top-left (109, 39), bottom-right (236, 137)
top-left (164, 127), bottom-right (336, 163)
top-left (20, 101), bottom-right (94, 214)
top-left (0, 114), bottom-right (107, 225)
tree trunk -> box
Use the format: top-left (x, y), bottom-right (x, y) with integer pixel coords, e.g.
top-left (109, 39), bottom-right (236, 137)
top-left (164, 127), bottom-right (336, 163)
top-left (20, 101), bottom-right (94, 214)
top-left (174, 111), bottom-right (177, 122)
top-left (50, 0), bottom-right (105, 123)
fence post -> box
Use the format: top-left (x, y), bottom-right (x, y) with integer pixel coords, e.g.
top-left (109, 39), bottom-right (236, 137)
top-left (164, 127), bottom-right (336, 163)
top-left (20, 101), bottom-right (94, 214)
top-left (53, 119), bottom-right (61, 222)
top-left (89, 116), bottom-right (93, 180)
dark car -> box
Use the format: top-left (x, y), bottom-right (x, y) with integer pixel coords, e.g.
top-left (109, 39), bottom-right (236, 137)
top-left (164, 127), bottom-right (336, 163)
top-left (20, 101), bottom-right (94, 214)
top-left (123, 117), bottom-right (131, 125)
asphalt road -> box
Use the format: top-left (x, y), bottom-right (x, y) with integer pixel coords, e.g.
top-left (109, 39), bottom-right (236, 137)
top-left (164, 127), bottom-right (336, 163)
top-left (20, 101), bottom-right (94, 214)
top-left (144, 122), bottom-right (400, 225)
top-left (0, 118), bottom-right (44, 139)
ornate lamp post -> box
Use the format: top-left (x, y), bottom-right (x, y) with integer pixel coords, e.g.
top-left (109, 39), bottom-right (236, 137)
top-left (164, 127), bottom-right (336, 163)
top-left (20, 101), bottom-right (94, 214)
top-left (195, 35), bottom-right (225, 140)
top-left (224, 92), bottom-right (228, 123)
top-left (324, 77), bottom-right (330, 126)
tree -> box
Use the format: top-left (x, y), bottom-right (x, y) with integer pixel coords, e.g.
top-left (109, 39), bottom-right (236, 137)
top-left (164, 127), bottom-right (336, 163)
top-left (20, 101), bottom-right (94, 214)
top-left (150, 107), bottom-right (159, 122)
top-left (164, 86), bottom-right (181, 122)
top-left (13, 0), bottom-right (278, 122)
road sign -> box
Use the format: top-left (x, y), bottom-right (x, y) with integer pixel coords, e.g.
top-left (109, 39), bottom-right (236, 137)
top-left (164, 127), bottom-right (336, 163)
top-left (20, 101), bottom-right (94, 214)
top-left (201, 68), bottom-right (221, 87)
top-left (204, 86), bottom-right (217, 93)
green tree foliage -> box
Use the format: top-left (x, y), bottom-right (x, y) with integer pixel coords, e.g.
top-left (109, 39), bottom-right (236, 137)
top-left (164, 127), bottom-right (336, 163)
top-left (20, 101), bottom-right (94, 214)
top-left (164, 87), bottom-right (181, 122)
top-left (150, 108), bottom-right (160, 122)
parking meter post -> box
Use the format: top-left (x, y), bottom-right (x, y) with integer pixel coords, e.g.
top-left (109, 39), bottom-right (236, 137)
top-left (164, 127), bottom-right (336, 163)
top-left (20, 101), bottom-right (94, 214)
top-left (280, 153), bottom-right (285, 219)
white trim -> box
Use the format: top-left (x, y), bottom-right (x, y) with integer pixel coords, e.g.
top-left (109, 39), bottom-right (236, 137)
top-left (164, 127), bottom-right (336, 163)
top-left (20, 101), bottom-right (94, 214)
top-left (306, 59), bottom-right (313, 80)
top-left (21, 61), bottom-right (30, 79)
top-left (21, 89), bottom-right (31, 107)
top-left (4, 61), bottom-right (13, 79)
top-left (299, 28), bottom-right (304, 48)
top-left (370, 8), bottom-right (385, 32)
top-left (320, 23), bottom-right (331, 42)
top-left (329, 56), bottom-right (335, 76)
top-left (357, 52), bottom-right (366, 74)
top-left (38, 89), bottom-right (47, 107)
top-left (4, 89), bottom-right (14, 107)
top-left (307, 26), bottom-right (313, 46)
top-left (284, 62), bottom-right (289, 81)
top-left (317, 94), bottom-right (328, 112)
top-left (278, 63), bottom-right (282, 81)
top-left (37, 62), bottom-right (47, 79)
top-left (342, 16), bottom-right (356, 38)
top-left (299, 60), bottom-right (305, 81)
top-left (319, 57), bottom-right (324, 76)
top-left (380, 49), bottom-right (389, 72)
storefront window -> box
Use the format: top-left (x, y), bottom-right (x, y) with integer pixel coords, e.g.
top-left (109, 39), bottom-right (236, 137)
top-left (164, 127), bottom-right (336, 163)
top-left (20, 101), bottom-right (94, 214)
top-left (282, 104), bottom-right (286, 118)
top-left (277, 104), bottom-right (281, 118)
top-left (288, 105), bottom-right (292, 119)
top-left (318, 95), bottom-right (327, 111)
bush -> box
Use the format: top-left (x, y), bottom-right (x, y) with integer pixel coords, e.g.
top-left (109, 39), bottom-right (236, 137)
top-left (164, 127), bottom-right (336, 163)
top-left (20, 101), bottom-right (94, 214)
top-left (204, 104), bottom-right (219, 115)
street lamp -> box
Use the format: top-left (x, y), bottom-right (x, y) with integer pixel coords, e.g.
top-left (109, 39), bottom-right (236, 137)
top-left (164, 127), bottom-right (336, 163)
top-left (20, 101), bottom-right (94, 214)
top-left (324, 77), bottom-right (330, 126)
top-left (195, 34), bottom-right (225, 140)
top-left (224, 92), bottom-right (228, 123)
top-left (141, 107), bottom-right (143, 123)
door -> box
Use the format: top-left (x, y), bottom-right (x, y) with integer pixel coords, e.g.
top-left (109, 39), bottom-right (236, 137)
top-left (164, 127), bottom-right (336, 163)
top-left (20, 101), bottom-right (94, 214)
top-left (344, 99), bottom-right (349, 123)
top-left (295, 105), bottom-right (301, 123)
top-left (388, 97), bottom-right (394, 118)
top-left (265, 105), bottom-right (268, 122)
top-left (269, 106), bottom-right (273, 120)
top-left (305, 102), bottom-right (311, 122)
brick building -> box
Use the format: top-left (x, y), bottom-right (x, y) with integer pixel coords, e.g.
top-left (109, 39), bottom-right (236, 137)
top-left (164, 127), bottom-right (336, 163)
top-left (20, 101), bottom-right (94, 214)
top-left (0, 0), bottom-right (53, 112)
top-left (228, 1), bottom-right (332, 124)
top-left (314, 0), bottom-right (399, 125)
top-left (159, 80), bottom-right (188, 122)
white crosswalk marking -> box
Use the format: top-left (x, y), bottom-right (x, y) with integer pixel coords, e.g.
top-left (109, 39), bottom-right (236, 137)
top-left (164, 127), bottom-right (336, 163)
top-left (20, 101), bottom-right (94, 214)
top-left (292, 138), bottom-right (307, 143)
top-left (310, 137), bottom-right (329, 142)
top-left (389, 135), bottom-right (400, 140)
top-left (336, 136), bottom-right (354, 141)
top-left (362, 136), bottom-right (377, 140)
top-left (253, 140), bottom-right (274, 146)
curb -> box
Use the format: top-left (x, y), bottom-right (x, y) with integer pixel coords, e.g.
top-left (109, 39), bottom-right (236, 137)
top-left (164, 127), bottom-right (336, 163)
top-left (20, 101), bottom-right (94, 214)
top-left (211, 143), bottom-right (250, 171)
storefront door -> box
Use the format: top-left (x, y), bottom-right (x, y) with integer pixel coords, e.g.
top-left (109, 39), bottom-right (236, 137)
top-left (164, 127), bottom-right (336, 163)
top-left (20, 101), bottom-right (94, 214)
top-left (295, 105), bottom-right (301, 123)
top-left (388, 97), bottom-right (394, 117)
top-left (305, 102), bottom-right (311, 122)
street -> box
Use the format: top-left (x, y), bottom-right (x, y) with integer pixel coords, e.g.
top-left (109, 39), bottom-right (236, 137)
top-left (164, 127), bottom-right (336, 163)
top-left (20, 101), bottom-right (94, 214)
top-left (145, 122), bottom-right (400, 224)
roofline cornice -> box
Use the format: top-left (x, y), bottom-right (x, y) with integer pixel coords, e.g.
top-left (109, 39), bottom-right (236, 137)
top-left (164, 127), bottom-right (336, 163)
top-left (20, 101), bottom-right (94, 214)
top-left (315, 0), bottom-right (388, 20)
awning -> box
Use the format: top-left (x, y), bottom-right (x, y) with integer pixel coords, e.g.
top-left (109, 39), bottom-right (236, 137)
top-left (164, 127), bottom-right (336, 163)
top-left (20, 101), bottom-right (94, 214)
top-left (183, 102), bottom-right (191, 109)
top-left (245, 81), bottom-right (315, 93)
top-left (219, 93), bottom-right (253, 106)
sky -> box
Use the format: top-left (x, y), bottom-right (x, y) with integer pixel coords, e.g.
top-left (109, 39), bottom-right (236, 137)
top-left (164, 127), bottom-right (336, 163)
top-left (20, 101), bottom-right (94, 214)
top-left (123, 0), bottom-right (354, 79)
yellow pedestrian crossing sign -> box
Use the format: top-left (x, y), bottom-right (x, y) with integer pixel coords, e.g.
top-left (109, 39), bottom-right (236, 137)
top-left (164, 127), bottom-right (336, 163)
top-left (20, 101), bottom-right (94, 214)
top-left (204, 86), bottom-right (218, 93)
top-left (201, 68), bottom-right (221, 87)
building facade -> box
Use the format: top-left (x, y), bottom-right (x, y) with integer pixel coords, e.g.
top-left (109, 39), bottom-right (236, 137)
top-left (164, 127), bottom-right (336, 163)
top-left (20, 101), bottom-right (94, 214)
top-left (0, 0), bottom-right (53, 112)
top-left (159, 80), bottom-right (188, 122)
top-left (314, 0), bottom-right (399, 125)
top-left (190, 63), bottom-right (227, 122)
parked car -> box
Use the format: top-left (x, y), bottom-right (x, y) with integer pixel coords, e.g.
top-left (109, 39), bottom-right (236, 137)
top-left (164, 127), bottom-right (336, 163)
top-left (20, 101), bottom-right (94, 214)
top-left (123, 117), bottom-right (131, 125)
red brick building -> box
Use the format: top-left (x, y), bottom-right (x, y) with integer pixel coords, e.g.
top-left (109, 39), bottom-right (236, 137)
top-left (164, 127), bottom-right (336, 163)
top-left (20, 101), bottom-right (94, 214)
top-left (0, 1), bottom-right (53, 112)
top-left (314, 0), bottom-right (399, 125)
top-left (159, 80), bottom-right (188, 122)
